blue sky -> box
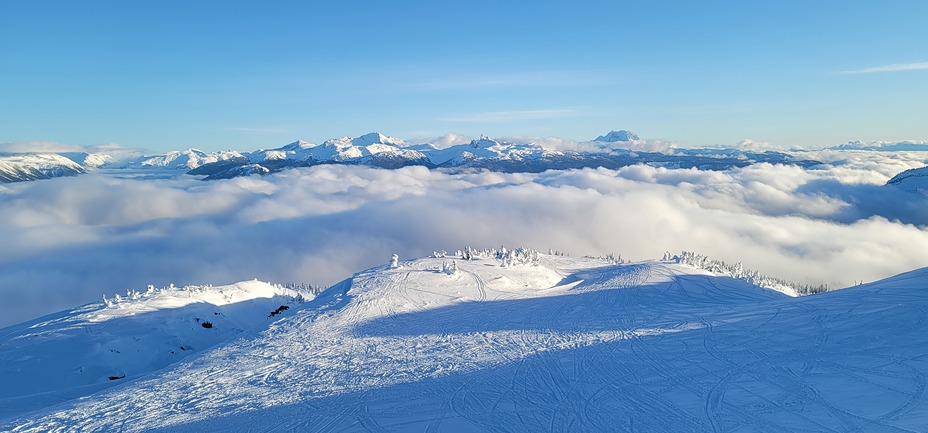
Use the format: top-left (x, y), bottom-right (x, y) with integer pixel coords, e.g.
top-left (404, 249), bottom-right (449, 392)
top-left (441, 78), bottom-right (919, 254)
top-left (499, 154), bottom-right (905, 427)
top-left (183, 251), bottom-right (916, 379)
top-left (1, 1), bottom-right (927, 152)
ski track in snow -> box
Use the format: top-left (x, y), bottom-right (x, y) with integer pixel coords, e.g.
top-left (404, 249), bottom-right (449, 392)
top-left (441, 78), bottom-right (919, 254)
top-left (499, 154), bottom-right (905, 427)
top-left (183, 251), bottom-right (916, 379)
top-left (5, 256), bottom-right (928, 432)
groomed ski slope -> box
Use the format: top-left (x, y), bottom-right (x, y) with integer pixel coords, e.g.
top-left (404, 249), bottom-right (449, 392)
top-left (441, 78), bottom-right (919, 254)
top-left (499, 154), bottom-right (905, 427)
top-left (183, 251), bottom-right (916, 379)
top-left (5, 253), bottom-right (928, 432)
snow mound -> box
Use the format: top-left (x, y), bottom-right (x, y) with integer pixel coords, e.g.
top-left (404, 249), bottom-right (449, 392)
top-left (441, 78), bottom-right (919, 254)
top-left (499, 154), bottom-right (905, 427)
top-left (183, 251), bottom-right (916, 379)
top-left (0, 280), bottom-right (311, 419)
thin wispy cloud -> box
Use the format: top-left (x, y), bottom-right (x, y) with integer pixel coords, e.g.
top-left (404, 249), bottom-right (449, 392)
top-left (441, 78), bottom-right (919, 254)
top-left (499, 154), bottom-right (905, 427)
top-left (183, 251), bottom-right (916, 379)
top-left (840, 61), bottom-right (928, 74)
top-left (223, 127), bottom-right (289, 134)
top-left (440, 108), bottom-right (579, 123)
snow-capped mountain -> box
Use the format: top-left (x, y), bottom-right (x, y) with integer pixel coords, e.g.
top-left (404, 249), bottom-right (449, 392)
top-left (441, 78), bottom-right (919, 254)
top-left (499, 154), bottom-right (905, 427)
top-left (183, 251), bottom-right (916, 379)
top-left (193, 133), bottom-right (431, 179)
top-left (0, 153), bottom-right (85, 183)
top-left (429, 135), bottom-right (568, 169)
top-left (4, 250), bottom-right (928, 431)
top-left (594, 129), bottom-right (640, 142)
top-left (189, 131), bottom-right (823, 179)
top-left (886, 165), bottom-right (928, 194)
top-left (0, 130), bottom-right (868, 183)
top-left (125, 148), bottom-right (247, 170)
top-left (58, 152), bottom-right (114, 168)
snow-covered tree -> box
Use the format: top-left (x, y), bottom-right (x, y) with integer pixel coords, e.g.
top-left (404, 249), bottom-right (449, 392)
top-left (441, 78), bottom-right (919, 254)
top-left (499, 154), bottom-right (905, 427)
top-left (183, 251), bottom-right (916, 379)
top-left (441, 260), bottom-right (458, 275)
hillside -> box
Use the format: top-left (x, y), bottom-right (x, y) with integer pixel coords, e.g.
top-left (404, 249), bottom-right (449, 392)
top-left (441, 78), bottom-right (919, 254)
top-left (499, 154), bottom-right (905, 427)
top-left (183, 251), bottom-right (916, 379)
top-left (0, 154), bottom-right (84, 183)
top-left (4, 251), bottom-right (928, 431)
top-left (0, 281), bottom-right (311, 420)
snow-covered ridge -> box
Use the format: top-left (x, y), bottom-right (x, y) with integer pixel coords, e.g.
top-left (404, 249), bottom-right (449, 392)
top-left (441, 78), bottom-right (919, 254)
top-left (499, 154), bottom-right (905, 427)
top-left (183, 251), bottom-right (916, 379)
top-left (0, 280), bottom-right (313, 419)
top-left (128, 148), bottom-right (246, 170)
top-left (886, 165), bottom-right (928, 194)
top-left (0, 153), bottom-right (84, 183)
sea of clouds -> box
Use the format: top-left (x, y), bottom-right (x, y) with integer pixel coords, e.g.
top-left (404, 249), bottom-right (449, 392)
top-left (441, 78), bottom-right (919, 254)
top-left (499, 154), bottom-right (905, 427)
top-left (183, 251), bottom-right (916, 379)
top-left (0, 150), bottom-right (926, 327)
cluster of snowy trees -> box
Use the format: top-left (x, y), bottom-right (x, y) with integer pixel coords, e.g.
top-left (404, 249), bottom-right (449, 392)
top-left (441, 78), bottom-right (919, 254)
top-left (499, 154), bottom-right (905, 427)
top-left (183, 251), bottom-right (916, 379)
top-left (458, 246), bottom-right (497, 261)
top-left (670, 251), bottom-right (829, 295)
top-left (101, 282), bottom-right (314, 309)
top-left (584, 253), bottom-right (624, 265)
top-left (455, 245), bottom-right (541, 267)
top-left (498, 247), bottom-right (540, 267)
top-left (102, 284), bottom-right (164, 307)
top-left (279, 283), bottom-right (325, 297)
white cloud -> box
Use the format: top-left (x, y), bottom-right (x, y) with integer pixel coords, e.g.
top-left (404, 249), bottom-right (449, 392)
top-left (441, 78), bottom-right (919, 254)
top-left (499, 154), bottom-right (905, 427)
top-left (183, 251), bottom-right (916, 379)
top-left (0, 141), bottom-right (144, 161)
top-left (840, 61), bottom-right (928, 74)
top-left (498, 135), bottom-right (679, 153)
top-left (0, 158), bottom-right (926, 328)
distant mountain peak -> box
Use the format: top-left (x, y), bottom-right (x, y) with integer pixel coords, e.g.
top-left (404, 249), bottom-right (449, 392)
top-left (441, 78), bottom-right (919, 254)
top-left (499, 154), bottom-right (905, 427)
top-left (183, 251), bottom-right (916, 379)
top-left (594, 130), bottom-right (640, 142)
top-left (350, 132), bottom-right (404, 147)
top-left (470, 135), bottom-right (499, 148)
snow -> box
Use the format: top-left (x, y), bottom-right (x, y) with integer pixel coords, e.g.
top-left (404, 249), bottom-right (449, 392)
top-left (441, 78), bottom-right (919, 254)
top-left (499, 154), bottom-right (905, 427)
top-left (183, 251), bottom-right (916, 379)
top-left (0, 154), bottom-right (84, 183)
top-left (245, 133), bottom-right (425, 166)
top-left (428, 136), bottom-right (564, 166)
top-left (0, 280), bottom-right (310, 420)
top-left (132, 149), bottom-right (246, 170)
top-left (887, 166), bottom-right (928, 194)
top-left (594, 130), bottom-right (641, 142)
top-left (5, 252), bottom-right (928, 432)
top-left (2, 131), bottom-right (839, 183)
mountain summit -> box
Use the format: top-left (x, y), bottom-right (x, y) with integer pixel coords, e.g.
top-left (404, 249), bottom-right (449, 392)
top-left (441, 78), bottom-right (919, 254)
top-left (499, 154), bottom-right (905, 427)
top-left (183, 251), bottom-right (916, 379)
top-left (594, 130), bottom-right (640, 142)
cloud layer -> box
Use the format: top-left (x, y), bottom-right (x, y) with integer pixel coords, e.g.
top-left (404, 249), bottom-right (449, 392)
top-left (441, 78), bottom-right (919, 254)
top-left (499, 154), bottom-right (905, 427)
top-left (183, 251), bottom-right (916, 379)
top-left (1, 153), bottom-right (927, 328)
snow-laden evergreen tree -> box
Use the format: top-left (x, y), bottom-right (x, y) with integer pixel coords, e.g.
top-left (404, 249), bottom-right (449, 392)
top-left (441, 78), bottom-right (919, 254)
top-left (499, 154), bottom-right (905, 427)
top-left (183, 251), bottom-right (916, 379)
top-left (499, 247), bottom-right (540, 268)
top-left (441, 260), bottom-right (458, 276)
top-left (389, 254), bottom-right (400, 269)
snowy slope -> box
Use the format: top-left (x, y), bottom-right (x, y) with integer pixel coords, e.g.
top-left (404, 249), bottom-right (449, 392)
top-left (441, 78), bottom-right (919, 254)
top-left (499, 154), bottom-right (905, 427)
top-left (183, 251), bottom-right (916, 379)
top-left (0, 154), bottom-right (85, 183)
top-left (887, 166), bottom-right (928, 194)
top-left (6, 252), bottom-right (928, 432)
top-left (0, 280), bottom-right (310, 420)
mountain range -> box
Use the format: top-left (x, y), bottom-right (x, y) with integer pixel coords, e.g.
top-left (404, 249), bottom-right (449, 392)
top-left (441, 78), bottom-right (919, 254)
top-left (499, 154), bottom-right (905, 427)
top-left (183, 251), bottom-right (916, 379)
top-left (4, 132), bottom-right (928, 191)
top-left (0, 131), bottom-right (829, 183)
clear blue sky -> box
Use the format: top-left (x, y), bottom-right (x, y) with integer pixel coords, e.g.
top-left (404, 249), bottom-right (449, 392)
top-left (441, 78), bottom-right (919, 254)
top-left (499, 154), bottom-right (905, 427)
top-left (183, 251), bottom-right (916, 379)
top-left (2, 1), bottom-right (927, 152)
